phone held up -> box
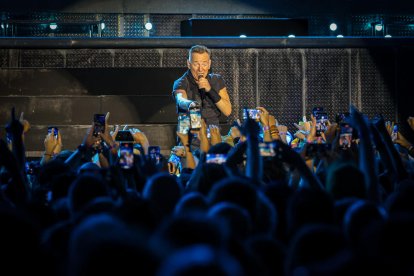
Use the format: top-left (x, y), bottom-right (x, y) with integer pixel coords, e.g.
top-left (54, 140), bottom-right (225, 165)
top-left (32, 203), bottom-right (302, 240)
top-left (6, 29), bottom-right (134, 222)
top-left (206, 153), bottom-right (227, 164)
top-left (259, 142), bottom-right (278, 157)
top-left (118, 142), bottom-right (134, 169)
top-left (243, 108), bottom-right (261, 121)
top-left (47, 126), bottom-right (59, 138)
top-left (312, 107), bottom-right (328, 136)
top-left (93, 114), bottom-right (106, 137)
top-left (115, 130), bottom-right (134, 142)
top-left (189, 106), bottom-right (202, 130)
top-left (148, 146), bottom-right (161, 165)
top-left (339, 122), bottom-right (353, 149)
top-left (178, 114), bottom-right (190, 135)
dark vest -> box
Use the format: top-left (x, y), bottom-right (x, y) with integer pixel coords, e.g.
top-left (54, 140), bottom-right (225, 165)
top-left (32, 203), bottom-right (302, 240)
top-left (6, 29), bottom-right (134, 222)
top-left (173, 70), bottom-right (224, 126)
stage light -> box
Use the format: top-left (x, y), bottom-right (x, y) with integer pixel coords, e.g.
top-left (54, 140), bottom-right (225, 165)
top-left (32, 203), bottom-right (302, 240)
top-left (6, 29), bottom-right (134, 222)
top-left (385, 34), bottom-right (392, 38)
top-left (49, 23), bottom-right (57, 30)
top-left (145, 22), bottom-right (153, 31)
top-left (288, 34), bottom-right (295, 38)
top-left (100, 22), bottom-right (106, 30)
top-left (375, 24), bottom-right (383, 32)
top-left (337, 34), bottom-right (344, 38)
top-left (1, 24), bottom-right (4, 29)
top-left (239, 34), bottom-right (247, 38)
top-left (329, 23), bottom-right (337, 31)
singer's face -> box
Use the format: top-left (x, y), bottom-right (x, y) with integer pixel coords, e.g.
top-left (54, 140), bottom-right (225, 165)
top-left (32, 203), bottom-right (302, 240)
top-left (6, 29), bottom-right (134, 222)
top-left (187, 52), bottom-right (211, 80)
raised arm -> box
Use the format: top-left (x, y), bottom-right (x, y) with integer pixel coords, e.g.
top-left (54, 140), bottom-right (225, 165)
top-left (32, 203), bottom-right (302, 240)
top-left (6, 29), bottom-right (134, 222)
top-left (175, 90), bottom-right (195, 111)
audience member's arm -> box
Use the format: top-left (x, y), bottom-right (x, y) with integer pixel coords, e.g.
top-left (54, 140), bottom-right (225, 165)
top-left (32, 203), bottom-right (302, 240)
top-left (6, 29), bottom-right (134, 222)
top-left (209, 125), bottom-right (222, 146)
top-left (6, 108), bottom-right (26, 176)
top-left (351, 106), bottom-right (379, 202)
top-left (131, 128), bottom-right (150, 156)
top-left (65, 125), bottom-right (96, 169)
top-left (239, 112), bottom-right (262, 183)
top-left (40, 129), bottom-right (58, 166)
top-left (277, 141), bottom-right (324, 190)
top-left (177, 132), bottom-right (196, 170)
top-left (0, 139), bottom-right (29, 205)
top-left (257, 107), bottom-right (272, 142)
top-left (198, 119), bottom-right (210, 153)
top-left (373, 118), bottom-right (408, 182)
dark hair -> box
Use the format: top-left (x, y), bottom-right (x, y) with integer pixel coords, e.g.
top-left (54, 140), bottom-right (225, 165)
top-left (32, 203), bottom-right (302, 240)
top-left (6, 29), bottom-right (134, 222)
top-left (188, 45), bottom-right (211, 60)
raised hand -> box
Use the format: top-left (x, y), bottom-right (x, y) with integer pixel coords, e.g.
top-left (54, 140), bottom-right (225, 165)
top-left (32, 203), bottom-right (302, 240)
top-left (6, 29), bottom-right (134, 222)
top-left (172, 145), bottom-right (186, 157)
top-left (100, 112), bottom-right (116, 147)
top-left (407, 116), bottom-right (414, 131)
top-left (83, 125), bottom-right (100, 149)
top-left (176, 131), bottom-right (189, 146)
top-left (322, 120), bottom-right (337, 144)
top-left (209, 125), bottom-right (222, 145)
top-left (131, 128), bottom-right (150, 154)
top-left (53, 130), bottom-right (63, 155)
top-left (5, 107), bottom-right (26, 172)
top-left (256, 106), bottom-right (270, 126)
top-left (239, 108), bottom-right (260, 139)
top-left (110, 125), bottom-right (120, 142)
top-left (277, 125), bottom-right (288, 143)
top-left (306, 114), bottom-right (317, 142)
top-left (395, 131), bottom-right (412, 150)
top-left (44, 128), bottom-right (58, 155)
top-left (19, 112), bottom-right (31, 136)
top-left (6, 107), bottom-right (24, 140)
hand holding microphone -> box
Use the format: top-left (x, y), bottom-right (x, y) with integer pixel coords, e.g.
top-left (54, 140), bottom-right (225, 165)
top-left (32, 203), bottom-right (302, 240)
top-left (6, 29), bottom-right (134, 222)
top-left (198, 73), bottom-right (222, 104)
top-left (198, 74), bottom-right (211, 92)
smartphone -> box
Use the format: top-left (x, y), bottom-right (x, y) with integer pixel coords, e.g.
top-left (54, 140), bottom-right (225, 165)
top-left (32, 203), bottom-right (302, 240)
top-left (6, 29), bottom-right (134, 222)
top-left (178, 114), bottom-right (190, 134)
top-left (243, 108), bottom-right (261, 120)
top-left (206, 153), bottom-right (227, 164)
top-left (118, 142), bottom-right (134, 169)
top-left (312, 107), bottom-right (328, 136)
top-left (6, 132), bottom-right (12, 144)
top-left (306, 143), bottom-right (331, 158)
top-left (148, 146), bottom-right (161, 165)
top-left (190, 108), bottom-right (202, 130)
top-left (339, 123), bottom-right (353, 149)
top-left (335, 112), bottom-right (350, 124)
top-left (47, 126), bottom-right (59, 138)
top-left (93, 114), bottom-right (106, 137)
top-left (259, 142), bottom-right (277, 157)
top-left (392, 124), bottom-right (398, 141)
top-left (168, 153), bottom-right (181, 176)
top-left (115, 130), bottom-right (134, 142)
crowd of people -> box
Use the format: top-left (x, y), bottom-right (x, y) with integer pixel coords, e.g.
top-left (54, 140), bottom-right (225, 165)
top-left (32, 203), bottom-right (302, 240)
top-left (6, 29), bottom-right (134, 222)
top-left (0, 44), bottom-right (414, 275)
top-left (1, 102), bottom-right (414, 275)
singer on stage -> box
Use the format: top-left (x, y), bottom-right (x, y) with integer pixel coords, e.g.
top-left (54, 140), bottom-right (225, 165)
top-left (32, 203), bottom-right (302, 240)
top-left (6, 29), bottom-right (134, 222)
top-left (172, 45), bottom-right (232, 126)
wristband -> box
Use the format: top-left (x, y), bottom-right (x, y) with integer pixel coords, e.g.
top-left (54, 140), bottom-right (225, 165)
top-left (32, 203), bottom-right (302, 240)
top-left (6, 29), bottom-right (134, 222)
top-left (270, 125), bottom-right (279, 132)
top-left (262, 125), bottom-right (270, 132)
top-left (207, 88), bottom-right (221, 103)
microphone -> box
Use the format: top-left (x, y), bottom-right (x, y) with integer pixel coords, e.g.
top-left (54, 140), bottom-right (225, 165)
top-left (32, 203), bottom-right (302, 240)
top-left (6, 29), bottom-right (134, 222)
top-left (198, 74), bottom-right (206, 99)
